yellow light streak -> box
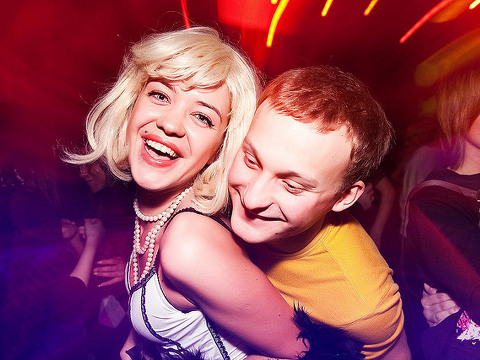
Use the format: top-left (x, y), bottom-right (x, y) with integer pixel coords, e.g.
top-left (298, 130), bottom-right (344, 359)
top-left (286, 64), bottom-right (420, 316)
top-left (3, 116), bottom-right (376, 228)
top-left (470, 0), bottom-right (480, 9)
top-left (266, 0), bottom-right (290, 47)
top-left (321, 0), bottom-right (334, 17)
top-left (364, 0), bottom-right (380, 16)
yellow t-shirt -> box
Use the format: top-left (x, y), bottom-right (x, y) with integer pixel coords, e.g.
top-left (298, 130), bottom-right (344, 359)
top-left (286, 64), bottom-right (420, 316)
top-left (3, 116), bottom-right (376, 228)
top-left (247, 211), bottom-right (404, 359)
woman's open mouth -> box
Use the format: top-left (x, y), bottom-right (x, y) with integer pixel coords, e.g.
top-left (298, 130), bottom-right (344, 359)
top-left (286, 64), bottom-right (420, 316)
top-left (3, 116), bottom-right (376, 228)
top-left (144, 138), bottom-right (179, 160)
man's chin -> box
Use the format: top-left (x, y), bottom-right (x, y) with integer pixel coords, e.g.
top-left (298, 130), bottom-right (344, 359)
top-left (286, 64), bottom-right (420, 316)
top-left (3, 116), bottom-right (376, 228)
top-left (231, 221), bottom-right (270, 245)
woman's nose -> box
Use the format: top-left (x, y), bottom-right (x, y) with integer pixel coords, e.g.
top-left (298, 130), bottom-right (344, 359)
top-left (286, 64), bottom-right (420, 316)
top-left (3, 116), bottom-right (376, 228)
top-left (156, 107), bottom-right (186, 138)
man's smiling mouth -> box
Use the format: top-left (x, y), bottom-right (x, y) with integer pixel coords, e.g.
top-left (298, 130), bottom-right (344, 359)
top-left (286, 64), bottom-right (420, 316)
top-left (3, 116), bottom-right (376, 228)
top-left (144, 139), bottom-right (179, 159)
top-left (242, 205), bottom-right (281, 222)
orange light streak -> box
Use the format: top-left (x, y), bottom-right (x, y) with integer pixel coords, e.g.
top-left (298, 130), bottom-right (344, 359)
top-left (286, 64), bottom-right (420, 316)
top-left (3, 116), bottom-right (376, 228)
top-left (364, 0), bottom-right (380, 16)
top-left (321, 0), bottom-right (334, 17)
top-left (399, 0), bottom-right (456, 44)
top-left (266, 0), bottom-right (290, 47)
top-left (470, 0), bottom-right (480, 9)
top-left (181, 0), bottom-right (191, 29)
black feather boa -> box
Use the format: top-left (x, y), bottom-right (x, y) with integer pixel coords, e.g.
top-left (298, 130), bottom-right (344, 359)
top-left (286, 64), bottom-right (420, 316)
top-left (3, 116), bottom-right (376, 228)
top-left (126, 308), bottom-right (364, 360)
top-left (294, 306), bottom-right (365, 359)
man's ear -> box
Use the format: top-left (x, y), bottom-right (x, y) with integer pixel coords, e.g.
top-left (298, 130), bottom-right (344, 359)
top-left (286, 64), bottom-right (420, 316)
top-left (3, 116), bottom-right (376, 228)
top-left (331, 181), bottom-right (365, 213)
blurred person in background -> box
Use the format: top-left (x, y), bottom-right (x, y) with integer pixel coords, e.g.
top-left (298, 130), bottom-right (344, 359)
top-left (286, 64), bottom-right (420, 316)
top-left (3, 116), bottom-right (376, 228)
top-left (404, 59), bottom-right (480, 360)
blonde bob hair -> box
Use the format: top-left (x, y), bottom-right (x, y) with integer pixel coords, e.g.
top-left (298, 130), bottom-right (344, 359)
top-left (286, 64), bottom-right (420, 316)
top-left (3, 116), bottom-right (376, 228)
top-left (69, 27), bottom-right (260, 214)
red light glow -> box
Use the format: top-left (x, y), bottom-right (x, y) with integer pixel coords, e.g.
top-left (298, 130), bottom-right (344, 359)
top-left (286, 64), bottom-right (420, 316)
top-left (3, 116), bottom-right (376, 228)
top-left (181, 0), bottom-right (191, 29)
top-left (399, 0), bottom-right (456, 44)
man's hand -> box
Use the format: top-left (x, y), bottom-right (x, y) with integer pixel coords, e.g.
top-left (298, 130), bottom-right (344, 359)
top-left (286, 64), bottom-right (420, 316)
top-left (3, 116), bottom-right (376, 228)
top-left (93, 256), bottom-right (126, 287)
top-left (61, 218), bottom-right (78, 239)
top-left (421, 283), bottom-right (460, 327)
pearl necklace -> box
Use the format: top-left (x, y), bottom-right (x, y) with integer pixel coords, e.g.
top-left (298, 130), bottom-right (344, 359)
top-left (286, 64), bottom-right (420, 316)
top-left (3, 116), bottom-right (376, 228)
top-left (132, 187), bottom-right (192, 284)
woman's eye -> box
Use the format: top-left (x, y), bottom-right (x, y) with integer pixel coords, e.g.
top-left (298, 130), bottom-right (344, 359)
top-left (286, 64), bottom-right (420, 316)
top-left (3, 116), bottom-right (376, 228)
top-left (194, 113), bottom-right (214, 128)
top-left (148, 90), bottom-right (169, 102)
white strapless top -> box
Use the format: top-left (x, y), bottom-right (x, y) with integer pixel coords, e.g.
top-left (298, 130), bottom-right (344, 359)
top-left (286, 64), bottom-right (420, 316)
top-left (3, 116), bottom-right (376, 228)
top-left (127, 263), bottom-right (249, 360)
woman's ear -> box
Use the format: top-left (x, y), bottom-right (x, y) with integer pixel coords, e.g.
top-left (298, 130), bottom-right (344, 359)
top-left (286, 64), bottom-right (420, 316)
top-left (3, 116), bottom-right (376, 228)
top-left (331, 181), bottom-right (365, 213)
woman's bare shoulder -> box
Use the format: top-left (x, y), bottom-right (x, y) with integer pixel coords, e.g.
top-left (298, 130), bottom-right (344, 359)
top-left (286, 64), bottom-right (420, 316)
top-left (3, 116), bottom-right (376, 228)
top-left (160, 211), bottom-right (246, 280)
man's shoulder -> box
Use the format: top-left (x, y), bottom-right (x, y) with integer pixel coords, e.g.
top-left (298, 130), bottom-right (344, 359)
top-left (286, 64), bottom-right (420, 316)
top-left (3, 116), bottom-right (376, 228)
top-left (262, 212), bottom-right (403, 355)
top-left (322, 212), bottom-right (386, 268)
top-left (307, 213), bottom-right (403, 353)
top-left (313, 212), bottom-right (398, 313)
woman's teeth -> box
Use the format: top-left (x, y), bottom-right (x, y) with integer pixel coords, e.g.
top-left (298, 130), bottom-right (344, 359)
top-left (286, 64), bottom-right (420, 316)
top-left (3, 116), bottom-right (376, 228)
top-left (144, 139), bottom-right (178, 158)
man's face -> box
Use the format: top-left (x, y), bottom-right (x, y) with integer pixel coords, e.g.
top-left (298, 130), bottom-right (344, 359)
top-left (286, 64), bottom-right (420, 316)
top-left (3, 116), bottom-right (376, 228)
top-left (228, 101), bottom-right (355, 250)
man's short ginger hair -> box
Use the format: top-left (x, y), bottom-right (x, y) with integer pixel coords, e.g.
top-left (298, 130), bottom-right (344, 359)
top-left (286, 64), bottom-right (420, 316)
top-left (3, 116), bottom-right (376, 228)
top-left (258, 66), bottom-right (394, 194)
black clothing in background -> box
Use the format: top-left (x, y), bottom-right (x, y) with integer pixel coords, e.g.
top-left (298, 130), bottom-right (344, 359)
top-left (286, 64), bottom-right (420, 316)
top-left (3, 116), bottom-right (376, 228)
top-left (404, 168), bottom-right (480, 359)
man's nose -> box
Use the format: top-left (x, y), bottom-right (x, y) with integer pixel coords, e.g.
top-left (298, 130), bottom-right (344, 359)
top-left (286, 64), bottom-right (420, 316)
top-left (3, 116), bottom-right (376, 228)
top-left (241, 174), bottom-right (273, 212)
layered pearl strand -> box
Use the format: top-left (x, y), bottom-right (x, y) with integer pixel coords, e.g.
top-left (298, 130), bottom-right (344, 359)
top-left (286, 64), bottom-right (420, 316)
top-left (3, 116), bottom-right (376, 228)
top-left (132, 187), bottom-right (192, 285)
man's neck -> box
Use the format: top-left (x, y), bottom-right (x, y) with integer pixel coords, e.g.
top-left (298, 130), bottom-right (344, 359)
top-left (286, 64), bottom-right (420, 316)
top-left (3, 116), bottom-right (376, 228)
top-left (264, 218), bottom-right (326, 254)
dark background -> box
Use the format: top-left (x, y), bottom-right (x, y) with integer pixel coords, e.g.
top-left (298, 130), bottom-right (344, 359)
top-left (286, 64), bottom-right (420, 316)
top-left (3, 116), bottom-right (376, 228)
top-left (1, 2), bottom-right (479, 358)
top-left (1, 0), bottom-right (479, 175)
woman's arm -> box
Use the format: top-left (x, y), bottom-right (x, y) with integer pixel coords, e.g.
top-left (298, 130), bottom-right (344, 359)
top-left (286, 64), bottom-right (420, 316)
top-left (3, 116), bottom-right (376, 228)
top-left (160, 212), bottom-right (306, 359)
top-left (70, 218), bottom-right (104, 286)
top-left (120, 329), bottom-right (137, 360)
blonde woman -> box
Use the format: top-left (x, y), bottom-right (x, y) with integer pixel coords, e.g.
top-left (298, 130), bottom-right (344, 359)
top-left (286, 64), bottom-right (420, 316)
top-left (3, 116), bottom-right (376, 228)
top-left (71, 27), bottom-right (307, 360)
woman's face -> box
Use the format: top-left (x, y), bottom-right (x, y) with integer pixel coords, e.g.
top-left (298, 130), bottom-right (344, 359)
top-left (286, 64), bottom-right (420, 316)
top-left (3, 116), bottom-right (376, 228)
top-left (465, 114), bottom-right (480, 151)
top-left (127, 80), bottom-right (230, 194)
top-left (79, 162), bottom-right (107, 194)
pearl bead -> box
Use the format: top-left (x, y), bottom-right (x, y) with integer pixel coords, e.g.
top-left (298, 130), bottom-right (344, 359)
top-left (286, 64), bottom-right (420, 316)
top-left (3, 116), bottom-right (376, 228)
top-left (131, 187), bottom-right (192, 285)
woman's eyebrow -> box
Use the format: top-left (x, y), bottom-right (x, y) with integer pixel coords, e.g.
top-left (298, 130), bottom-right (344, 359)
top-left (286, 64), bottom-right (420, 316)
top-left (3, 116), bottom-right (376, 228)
top-left (149, 80), bottom-right (175, 92)
top-left (197, 101), bottom-right (222, 119)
